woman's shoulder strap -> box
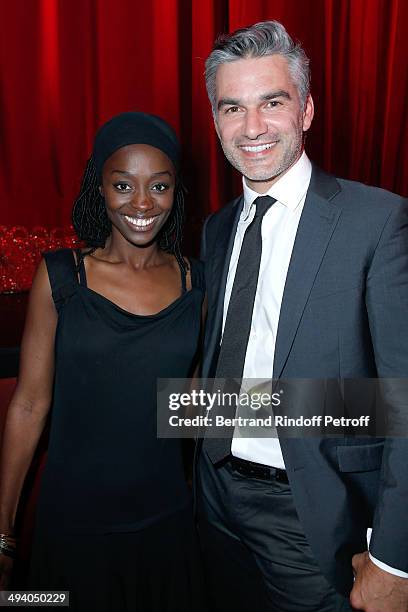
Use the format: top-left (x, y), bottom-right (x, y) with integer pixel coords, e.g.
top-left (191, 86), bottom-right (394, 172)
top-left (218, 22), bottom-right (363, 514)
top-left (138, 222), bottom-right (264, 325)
top-left (187, 257), bottom-right (205, 291)
top-left (43, 249), bottom-right (78, 311)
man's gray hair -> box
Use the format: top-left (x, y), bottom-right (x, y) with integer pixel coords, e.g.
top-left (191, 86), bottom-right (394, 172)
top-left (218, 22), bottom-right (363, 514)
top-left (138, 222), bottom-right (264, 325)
top-left (205, 21), bottom-right (310, 113)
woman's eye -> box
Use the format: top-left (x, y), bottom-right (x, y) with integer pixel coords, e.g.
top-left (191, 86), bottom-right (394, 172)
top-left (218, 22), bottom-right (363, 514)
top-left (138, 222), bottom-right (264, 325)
top-left (152, 183), bottom-right (169, 192)
top-left (114, 183), bottom-right (131, 192)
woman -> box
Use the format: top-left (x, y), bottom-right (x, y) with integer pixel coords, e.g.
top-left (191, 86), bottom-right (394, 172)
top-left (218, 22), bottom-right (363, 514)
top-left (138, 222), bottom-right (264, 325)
top-left (0, 112), bottom-right (206, 611)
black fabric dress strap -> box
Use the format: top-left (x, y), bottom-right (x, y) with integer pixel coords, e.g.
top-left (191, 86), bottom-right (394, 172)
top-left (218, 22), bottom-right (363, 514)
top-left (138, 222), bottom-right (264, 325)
top-left (180, 261), bottom-right (187, 293)
top-left (75, 248), bottom-right (87, 286)
top-left (189, 258), bottom-right (205, 292)
top-left (43, 249), bottom-right (79, 312)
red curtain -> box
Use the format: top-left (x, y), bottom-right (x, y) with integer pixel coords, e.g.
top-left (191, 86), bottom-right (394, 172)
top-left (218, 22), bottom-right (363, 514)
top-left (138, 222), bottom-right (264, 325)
top-left (1, 0), bottom-right (407, 254)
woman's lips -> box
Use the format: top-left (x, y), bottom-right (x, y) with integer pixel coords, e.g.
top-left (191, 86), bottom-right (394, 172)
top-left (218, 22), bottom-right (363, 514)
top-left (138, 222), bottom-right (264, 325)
top-left (122, 214), bottom-right (159, 232)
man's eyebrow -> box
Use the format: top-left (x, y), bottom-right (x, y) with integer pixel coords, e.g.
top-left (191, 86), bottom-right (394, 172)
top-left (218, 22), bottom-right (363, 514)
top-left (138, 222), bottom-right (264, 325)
top-left (217, 97), bottom-right (240, 111)
top-left (217, 90), bottom-right (292, 111)
top-left (260, 90), bottom-right (291, 101)
top-left (110, 170), bottom-right (172, 177)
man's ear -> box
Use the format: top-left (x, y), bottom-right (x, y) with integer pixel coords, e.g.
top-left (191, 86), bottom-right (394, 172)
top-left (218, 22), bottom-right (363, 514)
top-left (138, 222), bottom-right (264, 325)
top-left (302, 94), bottom-right (314, 133)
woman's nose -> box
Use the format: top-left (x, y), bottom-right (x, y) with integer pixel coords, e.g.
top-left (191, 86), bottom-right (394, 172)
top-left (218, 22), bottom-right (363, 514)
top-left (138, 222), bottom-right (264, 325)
top-left (129, 191), bottom-right (154, 212)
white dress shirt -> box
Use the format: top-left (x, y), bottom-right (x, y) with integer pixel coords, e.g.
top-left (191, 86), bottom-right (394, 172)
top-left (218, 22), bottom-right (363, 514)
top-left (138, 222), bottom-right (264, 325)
top-left (221, 151), bottom-right (408, 578)
top-left (223, 151), bottom-right (311, 469)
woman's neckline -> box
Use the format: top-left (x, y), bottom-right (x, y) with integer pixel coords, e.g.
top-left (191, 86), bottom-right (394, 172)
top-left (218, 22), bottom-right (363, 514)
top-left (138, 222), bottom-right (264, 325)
top-left (78, 283), bottom-right (194, 318)
top-left (74, 250), bottom-right (192, 318)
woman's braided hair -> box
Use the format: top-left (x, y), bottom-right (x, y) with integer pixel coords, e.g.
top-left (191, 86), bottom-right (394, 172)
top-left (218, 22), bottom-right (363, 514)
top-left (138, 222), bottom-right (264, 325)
top-left (72, 155), bottom-right (186, 272)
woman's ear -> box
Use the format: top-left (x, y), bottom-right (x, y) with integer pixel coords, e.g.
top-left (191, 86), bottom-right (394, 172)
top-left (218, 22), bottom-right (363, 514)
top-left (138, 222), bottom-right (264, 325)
top-left (99, 185), bottom-right (104, 197)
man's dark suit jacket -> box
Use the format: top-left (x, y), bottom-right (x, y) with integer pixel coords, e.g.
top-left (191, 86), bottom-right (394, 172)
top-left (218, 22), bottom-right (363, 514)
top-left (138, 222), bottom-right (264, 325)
top-left (199, 164), bottom-right (408, 595)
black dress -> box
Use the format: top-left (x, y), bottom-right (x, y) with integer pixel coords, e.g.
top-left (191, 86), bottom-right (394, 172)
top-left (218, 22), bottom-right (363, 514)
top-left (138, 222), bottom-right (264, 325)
top-left (29, 249), bottom-right (206, 611)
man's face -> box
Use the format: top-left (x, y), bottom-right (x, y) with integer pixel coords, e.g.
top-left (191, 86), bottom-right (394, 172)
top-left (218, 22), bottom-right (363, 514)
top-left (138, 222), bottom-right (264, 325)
top-left (214, 54), bottom-right (314, 192)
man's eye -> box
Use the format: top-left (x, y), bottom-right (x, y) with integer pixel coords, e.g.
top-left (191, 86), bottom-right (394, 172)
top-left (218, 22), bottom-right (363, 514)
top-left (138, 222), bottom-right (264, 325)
top-left (266, 100), bottom-right (281, 108)
top-left (152, 183), bottom-right (169, 192)
top-left (225, 106), bottom-right (240, 114)
top-left (114, 183), bottom-right (131, 192)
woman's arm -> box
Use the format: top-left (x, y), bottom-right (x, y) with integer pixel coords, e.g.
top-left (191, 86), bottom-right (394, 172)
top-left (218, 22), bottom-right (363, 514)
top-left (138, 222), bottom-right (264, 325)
top-left (0, 259), bottom-right (57, 579)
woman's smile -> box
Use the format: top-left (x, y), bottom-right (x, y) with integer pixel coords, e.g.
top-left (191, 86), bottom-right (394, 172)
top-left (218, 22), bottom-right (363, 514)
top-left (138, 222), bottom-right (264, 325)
top-left (122, 214), bottom-right (160, 232)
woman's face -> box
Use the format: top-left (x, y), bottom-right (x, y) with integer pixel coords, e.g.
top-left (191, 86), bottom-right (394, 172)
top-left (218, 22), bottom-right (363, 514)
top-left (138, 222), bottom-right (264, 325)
top-left (100, 143), bottom-right (176, 247)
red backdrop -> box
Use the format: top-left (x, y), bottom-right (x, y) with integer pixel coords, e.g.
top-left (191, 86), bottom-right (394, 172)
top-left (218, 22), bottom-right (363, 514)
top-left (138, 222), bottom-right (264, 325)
top-left (1, 0), bottom-right (407, 254)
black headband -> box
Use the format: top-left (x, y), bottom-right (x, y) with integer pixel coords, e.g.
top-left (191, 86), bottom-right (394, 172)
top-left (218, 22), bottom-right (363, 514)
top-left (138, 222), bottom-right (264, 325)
top-left (93, 111), bottom-right (181, 180)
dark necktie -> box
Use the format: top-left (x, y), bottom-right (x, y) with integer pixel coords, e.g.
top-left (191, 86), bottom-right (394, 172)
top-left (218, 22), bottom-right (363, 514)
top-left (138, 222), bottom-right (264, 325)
top-left (204, 195), bottom-right (276, 463)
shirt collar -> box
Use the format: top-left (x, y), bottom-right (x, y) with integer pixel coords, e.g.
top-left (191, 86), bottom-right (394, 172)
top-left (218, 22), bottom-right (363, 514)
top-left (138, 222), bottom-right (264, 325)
top-left (241, 152), bottom-right (312, 220)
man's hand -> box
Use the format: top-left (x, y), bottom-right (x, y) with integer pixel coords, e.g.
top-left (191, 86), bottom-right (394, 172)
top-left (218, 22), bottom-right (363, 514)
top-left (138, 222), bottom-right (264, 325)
top-left (350, 552), bottom-right (408, 611)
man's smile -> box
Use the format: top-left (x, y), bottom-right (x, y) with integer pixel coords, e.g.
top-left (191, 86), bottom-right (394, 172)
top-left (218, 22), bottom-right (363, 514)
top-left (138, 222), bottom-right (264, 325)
top-left (239, 142), bottom-right (276, 151)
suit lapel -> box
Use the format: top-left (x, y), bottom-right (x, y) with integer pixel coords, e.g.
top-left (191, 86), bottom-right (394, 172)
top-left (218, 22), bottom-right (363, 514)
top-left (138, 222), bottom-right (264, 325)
top-left (204, 196), bottom-right (244, 377)
top-left (273, 167), bottom-right (342, 379)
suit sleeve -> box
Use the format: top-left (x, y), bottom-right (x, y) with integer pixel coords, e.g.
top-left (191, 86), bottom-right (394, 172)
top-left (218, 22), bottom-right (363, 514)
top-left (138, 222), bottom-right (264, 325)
top-left (200, 213), bottom-right (214, 262)
top-left (365, 196), bottom-right (408, 573)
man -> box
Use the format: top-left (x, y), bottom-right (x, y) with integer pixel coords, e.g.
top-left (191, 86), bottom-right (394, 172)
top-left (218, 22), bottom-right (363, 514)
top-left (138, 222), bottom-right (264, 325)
top-left (196, 20), bottom-right (408, 612)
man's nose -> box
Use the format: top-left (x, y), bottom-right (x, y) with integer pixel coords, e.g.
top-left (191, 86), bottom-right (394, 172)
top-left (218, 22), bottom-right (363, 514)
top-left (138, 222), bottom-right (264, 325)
top-left (243, 109), bottom-right (268, 140)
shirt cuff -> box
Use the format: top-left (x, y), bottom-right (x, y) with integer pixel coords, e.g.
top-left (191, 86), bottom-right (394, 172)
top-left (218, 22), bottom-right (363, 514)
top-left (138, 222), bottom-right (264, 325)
top-left (369, 553), bottom-right (408, 578)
